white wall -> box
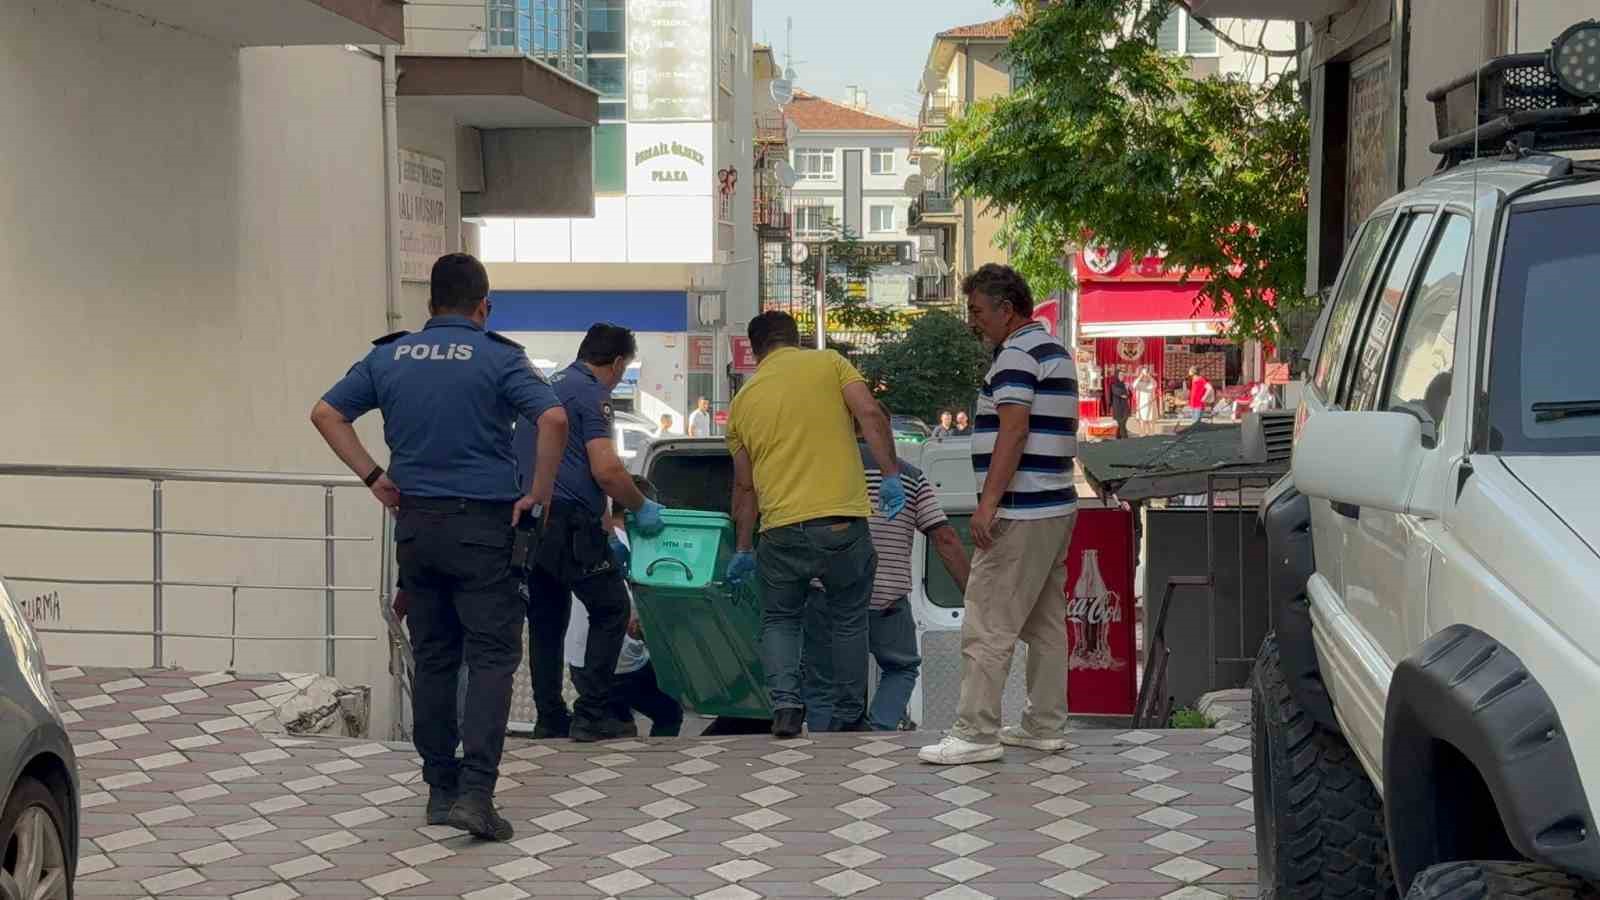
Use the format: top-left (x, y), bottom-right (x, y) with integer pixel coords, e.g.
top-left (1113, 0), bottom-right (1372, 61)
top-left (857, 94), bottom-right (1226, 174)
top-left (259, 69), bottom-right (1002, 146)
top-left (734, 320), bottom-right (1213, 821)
top-left (396, 102), bottom-right (466, 330)
top-left (0, 0), bottom-right (395, 732)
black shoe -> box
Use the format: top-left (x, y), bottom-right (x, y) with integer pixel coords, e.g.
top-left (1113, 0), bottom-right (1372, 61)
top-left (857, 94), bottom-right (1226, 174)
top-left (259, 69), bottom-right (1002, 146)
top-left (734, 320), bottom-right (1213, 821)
top-left (446, 795), bottom-right (514, 842)
top-left (426, 787), bottom-right (457, 826)
top-left (532, 713), bottom-right (571, 740)
top-left (772, 708), bottom-right (805, 739)
top-left (571, 717), bottom-right (639, 743)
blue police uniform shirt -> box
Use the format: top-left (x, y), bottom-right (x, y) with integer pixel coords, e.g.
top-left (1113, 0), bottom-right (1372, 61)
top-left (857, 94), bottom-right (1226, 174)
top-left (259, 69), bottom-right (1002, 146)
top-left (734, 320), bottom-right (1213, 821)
top-left (513, 362), bottom-right (614, 518)
top-left (322, 315), bottom-right (560, 501)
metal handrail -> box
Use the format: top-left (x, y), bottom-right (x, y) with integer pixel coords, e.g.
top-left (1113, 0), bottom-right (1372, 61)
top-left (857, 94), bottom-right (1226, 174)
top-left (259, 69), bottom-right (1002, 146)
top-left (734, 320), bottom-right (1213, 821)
top-left (0, 463), bottom-right (379, 674)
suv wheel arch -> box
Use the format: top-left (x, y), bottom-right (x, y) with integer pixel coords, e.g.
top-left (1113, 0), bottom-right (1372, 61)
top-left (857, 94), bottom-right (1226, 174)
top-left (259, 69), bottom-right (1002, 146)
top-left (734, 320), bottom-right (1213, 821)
top-left (1259, 477), bottom-right (1338, 730)
top-left (1386, 624), bottom-right (1600, 890)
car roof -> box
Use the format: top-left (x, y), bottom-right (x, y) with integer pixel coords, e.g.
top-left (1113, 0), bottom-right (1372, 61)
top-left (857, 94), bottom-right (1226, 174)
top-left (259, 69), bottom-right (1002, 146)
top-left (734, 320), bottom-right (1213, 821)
top-left (1396, 155), bottom-right (1600, 212)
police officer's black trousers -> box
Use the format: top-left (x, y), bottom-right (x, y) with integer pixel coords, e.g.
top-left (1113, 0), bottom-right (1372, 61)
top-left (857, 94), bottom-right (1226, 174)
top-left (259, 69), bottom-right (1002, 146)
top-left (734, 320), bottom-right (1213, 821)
top-left (395, 500), bottom-right (526, 801)
top-left (526, 505), bottom-right (630, 728)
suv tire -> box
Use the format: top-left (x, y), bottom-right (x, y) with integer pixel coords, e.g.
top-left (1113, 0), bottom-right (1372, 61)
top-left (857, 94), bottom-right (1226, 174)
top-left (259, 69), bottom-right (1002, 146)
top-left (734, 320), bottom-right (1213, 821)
top-left (1404, 861), bottom-right (1598, 900)
top-left (1254, 634), bottom-right (1395, 900)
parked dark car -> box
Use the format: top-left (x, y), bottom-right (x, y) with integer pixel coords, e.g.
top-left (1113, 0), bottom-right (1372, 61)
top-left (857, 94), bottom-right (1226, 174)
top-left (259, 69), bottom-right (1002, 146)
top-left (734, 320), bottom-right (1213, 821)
top-left (0, 576), bottom-right (78, 900)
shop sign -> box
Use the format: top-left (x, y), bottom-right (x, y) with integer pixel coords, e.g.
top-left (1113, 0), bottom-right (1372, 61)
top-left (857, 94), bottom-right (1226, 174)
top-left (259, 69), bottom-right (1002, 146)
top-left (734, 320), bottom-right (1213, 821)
top-left (628, 124), bottom-right (714, 196)
top-left (806, 241), bottom-right (908, 266)
top-left (398, 149), bottom-right (447, 283)
top-left (729, 336), bottom-right (758, 373)
top-left (1265, 362), bottom-right (1291, 385)
top-left (628, 0), bottom-right (712, 122)
top-left (1064, 506), bottom-right (1138, 716)
top-left (687, 335), bottom-right (714, 373)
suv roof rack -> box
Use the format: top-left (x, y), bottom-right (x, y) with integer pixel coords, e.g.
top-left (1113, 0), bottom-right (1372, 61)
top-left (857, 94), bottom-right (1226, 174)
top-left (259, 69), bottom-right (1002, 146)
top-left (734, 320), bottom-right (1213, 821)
top-left (1430, 39), bottom-right (1600, 169)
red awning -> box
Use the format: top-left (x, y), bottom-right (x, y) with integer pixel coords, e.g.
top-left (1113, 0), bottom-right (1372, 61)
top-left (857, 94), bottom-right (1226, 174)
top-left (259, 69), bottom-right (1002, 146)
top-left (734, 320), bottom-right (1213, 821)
top-left (1078, 283), bottom-right (1226, 337)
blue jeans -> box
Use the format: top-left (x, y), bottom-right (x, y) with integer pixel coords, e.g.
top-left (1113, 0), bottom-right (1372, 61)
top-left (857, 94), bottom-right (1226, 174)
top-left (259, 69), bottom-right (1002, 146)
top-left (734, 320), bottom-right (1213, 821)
top-left (804, 597), bottom-right (922, 732)
top-left (757, 518), bottom-right (876, 726)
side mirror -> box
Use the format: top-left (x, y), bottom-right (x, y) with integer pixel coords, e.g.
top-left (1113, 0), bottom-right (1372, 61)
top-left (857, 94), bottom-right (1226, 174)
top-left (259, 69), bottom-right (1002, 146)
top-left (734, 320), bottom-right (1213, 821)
top-left (1292, 411), bottom-right (1436, 518)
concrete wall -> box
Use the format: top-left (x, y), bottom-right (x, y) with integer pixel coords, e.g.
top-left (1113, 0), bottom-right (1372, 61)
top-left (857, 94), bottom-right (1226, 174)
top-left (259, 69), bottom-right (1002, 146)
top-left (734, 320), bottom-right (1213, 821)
top-left (403, 0), bottom-right (486, 54)
top-left (1405, 0), bottom-right (1501, 187)
top-left (0, 0), bottom-right (395, 731)
top-left (396, 101), bottom-right (466, 330)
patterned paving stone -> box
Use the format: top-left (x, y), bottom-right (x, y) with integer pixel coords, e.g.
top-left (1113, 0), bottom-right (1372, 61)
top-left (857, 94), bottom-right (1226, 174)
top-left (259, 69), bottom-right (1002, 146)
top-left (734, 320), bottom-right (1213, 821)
top-left (50, 665), bottom-right (1261, 899)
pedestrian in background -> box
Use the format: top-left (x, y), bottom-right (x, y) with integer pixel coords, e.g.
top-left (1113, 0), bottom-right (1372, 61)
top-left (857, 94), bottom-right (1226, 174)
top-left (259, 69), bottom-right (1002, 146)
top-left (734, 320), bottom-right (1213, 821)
top-left (921, 263), bottom-right (1079, 766)
top-left (688, 396), bottom-right (713, 437)
top-left (1109, 375), bottom-right (1132, 439)
top-left (724, 311), bottom-right (904, 738)
top-left (657, 413), bottom-right (678, 436)
top-left (931, 411), bottom-right (955, 439)
top-left (311, 252), bottom-right (569, 841)
top-left (804, 402), bottom-right (970, 732)
top-left (514, 324), bottom-right (666, 744)
top-left (1187, 366), bottom-right (1214, 426)
top-left (953, 410), bottom-right (972, 436)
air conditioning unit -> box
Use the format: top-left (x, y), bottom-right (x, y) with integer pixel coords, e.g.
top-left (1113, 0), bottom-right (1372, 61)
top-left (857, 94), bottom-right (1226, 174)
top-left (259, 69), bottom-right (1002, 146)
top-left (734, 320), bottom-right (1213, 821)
top-left (1240, 410), bottom-right (1295, 464)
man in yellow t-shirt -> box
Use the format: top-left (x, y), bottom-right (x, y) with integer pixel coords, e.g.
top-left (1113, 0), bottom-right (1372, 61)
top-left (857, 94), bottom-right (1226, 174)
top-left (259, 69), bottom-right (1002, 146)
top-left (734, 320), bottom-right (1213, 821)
top-left (725, 311), bottom-right (906, 739)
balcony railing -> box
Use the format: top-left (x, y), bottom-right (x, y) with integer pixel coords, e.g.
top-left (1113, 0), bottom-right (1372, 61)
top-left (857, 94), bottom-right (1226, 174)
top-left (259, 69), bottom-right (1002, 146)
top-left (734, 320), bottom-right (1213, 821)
top-left (921, 192), bottom-right (956, 215)
top-left (756, 111), bottom-right (788, 144)
top-left (913, 274), bottom-right (956, 305)
top-left (920, 93), bottom-right (958, 128)
top-left (755, 198), bottom-right (791, 232)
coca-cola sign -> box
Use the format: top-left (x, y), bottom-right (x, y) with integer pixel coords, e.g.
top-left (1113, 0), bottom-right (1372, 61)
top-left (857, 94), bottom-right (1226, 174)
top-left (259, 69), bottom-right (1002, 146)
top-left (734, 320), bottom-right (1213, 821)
top-left (1062, 507), bottom-right (1137, 716)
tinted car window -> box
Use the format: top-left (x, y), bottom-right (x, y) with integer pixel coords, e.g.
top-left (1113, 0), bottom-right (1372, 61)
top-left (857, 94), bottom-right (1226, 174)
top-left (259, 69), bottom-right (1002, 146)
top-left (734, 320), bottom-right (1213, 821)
top-left (1385, 214), bottom-right (1470, 440)
top-left (925, 515), bottom-right (972, 609)
top-left (1345, 212), bottom-right (1435, 411)
top-left (1312, 213), bottom-right (1393, 399)
top-left (1488, 201), bottom-right (1600, 453)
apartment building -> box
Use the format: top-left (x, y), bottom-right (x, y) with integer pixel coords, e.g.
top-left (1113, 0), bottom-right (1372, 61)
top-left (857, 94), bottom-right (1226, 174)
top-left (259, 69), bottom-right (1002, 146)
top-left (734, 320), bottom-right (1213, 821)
top-left (785, 90), bottom-right (920, 306)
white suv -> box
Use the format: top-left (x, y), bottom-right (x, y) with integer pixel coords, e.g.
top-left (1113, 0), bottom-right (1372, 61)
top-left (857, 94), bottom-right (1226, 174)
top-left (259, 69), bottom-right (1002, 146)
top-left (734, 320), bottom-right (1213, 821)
top-left (1254, 35), bottom-right (1600, 900)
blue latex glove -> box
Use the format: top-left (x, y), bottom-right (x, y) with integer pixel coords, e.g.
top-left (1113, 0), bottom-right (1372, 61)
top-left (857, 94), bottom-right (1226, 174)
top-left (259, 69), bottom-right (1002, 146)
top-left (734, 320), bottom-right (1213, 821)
top-left (726, 550), bottom-right (756, 585)
top-left (878, 472), bottom-right (907, 521)
top-left (608, 535), bottom-right (630, 574)
top-left (633, 499), bottom-right (666, 537)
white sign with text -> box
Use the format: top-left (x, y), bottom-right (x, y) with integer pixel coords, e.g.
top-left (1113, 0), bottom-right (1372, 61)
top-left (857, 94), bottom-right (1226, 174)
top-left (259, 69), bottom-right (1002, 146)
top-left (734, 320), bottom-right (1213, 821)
top-left (399, 149), bottom-right (448, 282)
top-left (627, 123), bottom-right (714, 197)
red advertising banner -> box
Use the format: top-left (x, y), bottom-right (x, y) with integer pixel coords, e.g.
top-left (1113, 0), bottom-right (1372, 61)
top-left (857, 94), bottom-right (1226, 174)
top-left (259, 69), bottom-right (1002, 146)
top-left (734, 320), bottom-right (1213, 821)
top-left (729, 337), bottom-right (758, 373)
top-left (1064, 505), bottom-right (1137, 716)
top-left (687, 335), bottom-right (714, 373)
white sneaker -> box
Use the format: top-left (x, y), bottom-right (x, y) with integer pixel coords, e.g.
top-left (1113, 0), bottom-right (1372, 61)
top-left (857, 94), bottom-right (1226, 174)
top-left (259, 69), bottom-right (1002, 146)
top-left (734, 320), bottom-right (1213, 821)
top-left (999, 726), bottom-right (1068, 752)
top-left (918, 735), bottom-right (1004, 765)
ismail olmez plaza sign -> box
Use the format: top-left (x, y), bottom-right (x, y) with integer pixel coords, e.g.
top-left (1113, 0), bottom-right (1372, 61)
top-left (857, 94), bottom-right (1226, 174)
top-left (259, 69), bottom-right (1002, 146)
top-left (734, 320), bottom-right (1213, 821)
top-left (627, 123), bottom-right (713, 196)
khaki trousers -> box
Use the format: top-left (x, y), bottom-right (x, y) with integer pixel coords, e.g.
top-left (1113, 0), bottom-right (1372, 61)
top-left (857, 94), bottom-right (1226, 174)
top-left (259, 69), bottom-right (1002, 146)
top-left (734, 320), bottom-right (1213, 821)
top-left (952, 511), bottom-right (1077, 744)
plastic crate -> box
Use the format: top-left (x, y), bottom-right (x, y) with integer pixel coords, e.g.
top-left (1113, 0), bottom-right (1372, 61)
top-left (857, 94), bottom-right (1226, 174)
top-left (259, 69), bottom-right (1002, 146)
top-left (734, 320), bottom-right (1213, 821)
top-left (628, 509), bottom-right (733, 590)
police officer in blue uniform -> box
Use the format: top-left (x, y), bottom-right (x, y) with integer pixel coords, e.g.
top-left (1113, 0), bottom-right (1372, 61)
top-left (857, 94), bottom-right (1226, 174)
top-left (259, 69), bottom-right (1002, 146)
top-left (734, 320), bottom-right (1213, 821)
top-left (311, 253), bottom-right (569, 842)
top-left (513, 323), bottom-right (666, 742)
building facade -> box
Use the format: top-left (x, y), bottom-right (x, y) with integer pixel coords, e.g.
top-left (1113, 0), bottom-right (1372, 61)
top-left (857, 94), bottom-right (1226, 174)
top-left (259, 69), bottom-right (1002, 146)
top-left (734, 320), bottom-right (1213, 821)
top-left (1194, 0), bottom-right (1593, 297)
top-left (1, 0), bottom-right (600, 736)
top-left (479, 0), bottom-right (757, 429)
top-left (781, 91), bottom-right (920, 307)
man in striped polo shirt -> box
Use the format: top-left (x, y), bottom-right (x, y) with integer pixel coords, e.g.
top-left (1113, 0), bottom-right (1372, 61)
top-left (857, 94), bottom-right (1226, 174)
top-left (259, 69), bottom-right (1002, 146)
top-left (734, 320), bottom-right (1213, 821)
top-left (802, 404), bottom-right (972, 732)
top-left (921, 263), bottom-right (1079, 766)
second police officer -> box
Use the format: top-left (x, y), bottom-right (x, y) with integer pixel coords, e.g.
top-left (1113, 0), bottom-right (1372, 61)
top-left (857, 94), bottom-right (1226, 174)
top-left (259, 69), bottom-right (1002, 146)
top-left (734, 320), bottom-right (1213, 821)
top-left (311, 253), bottom-right (569, 843)
top-left (514, 323), bottom-right (666, 742)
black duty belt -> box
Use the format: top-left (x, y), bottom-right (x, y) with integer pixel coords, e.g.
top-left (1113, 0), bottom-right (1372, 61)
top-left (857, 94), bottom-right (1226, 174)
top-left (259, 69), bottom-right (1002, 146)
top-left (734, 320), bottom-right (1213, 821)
top-left (399, 496), bottom-right (515, 516)
top-left (803, 515), bottom-right (860, 527)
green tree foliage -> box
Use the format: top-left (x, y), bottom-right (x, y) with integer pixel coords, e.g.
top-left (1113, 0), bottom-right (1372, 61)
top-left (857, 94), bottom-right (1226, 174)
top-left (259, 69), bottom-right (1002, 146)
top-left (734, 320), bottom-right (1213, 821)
top-left (797, 224), bottom-right (900, 335)
top-left (862, 311), bottom-right (991, 422)
top-left (941, 0), bottom-right (1312, 343)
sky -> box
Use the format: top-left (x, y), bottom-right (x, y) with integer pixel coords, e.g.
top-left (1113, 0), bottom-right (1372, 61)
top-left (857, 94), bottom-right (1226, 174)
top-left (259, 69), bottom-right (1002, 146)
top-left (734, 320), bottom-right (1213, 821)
top-left (753, 0), bottom-right (1013, 123)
